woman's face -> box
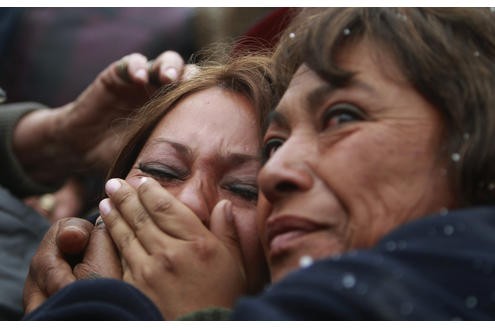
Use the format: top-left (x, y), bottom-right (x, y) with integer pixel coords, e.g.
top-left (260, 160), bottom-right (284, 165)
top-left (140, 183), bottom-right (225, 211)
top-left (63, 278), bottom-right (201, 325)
top-left (258, 39), bottom-right (456, 282)
top-left (126, 86), bottom-right (267, 292)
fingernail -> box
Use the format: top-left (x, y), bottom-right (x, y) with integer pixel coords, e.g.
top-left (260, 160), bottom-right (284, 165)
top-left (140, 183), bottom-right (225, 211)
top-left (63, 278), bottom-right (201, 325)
top-left (95, 216), bottom-right (105, 227)
top-left (134, 68), bottom-right (147, 82)
top-left (99, 198), bottom-right (112, 216)
top-left (105, 179), bottom-right (121, 194)
top-left (138, 177), bottom-right (148, 187)
top-left (163, 67), bottom-right (178, 81)
top-left (223, 200), bottom-right (234, 222)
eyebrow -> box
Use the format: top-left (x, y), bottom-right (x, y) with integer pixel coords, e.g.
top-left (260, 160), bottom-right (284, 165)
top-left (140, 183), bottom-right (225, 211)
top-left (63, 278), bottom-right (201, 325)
top-left (265, 111), bottom-right (289, 130)
top-left (150, 138), bottom-right (259, 166)
top-left (306, 84), bottom-right (335, 114)
top-left (265, 85), bottom-right (334, 129)
top-left (267, 77), bottom-right (377, 129)
top-left (305, 80), bottom-right (376, 113)
top-left (150, 138), bottom-right (194, 161)
top-left (223, 152), bottom-right (260, 167)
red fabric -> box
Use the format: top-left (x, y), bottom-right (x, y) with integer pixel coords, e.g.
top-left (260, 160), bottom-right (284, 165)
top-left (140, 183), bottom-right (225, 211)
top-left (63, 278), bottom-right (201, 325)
top-left (234, 8), bottom-right (294, 54)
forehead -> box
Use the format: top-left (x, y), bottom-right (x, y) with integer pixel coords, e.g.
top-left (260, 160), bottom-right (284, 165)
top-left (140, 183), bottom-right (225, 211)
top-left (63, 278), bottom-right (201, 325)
top-left (146, 86), bottom-right (260, 155)
top-left (272, 40), bottom-right (408, 120)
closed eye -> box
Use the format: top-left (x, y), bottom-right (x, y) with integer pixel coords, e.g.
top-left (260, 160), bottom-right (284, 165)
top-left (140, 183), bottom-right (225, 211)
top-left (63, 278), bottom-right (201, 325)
top-left (226, 183), bottom-right (258, 203)
top-left (138, 162), bottom-right (188, 182)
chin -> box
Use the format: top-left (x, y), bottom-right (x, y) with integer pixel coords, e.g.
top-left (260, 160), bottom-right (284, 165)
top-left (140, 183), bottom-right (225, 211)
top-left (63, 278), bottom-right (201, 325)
top-left (269, 254), bottom-right (310, 283)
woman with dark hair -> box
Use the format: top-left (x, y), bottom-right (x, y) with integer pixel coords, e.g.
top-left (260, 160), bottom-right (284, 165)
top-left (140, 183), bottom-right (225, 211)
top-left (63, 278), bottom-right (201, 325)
top-left (24, 8), bottom-right (495, 320)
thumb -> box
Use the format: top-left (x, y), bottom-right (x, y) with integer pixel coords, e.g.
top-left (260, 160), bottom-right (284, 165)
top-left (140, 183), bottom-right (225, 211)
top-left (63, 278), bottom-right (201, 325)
top-left (56, 217), bottom-right (93, 255)
top-left (73, 217), bottom-right (122, 280)
top-left (209, 200), bottom-right (242, 257)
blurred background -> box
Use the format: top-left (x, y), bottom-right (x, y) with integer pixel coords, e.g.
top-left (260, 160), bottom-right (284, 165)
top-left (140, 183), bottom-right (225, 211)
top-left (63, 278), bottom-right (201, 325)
top-left (0, 8), bottom-right (275, 107)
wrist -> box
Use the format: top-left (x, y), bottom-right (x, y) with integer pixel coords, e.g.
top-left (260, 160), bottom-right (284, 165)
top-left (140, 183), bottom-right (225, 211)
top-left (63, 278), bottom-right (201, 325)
top-left (12, 103), bottom-right (78, 185)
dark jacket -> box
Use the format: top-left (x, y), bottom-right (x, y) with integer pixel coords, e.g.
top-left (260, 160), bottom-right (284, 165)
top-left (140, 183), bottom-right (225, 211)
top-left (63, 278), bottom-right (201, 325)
top-left (24, 206), bottom-right (495, 320)
top-left (0, 102), bottom-right (51, 319)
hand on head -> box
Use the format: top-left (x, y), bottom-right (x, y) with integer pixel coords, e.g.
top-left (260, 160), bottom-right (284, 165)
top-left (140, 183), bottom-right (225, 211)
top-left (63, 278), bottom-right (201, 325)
top-left (13, 50), bottom-right (188, 186)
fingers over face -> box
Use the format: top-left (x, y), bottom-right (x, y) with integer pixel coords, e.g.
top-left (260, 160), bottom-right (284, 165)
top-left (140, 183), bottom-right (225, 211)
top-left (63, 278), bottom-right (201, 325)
top-left (100, 178), bottom-right (185, 254)
top-left (208, 200), bottom-right (240, 250)
top-left (99, 196), bottom-right (148, 260)
top-left (135, 177), bottom-right (208, 238)
top-left (102, 178), bottom-right (164, 244)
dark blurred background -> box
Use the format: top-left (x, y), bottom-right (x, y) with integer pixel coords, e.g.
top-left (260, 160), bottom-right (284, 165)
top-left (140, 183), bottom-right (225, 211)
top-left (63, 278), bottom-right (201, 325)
top-left (0, 8), bottom-right (273, 107)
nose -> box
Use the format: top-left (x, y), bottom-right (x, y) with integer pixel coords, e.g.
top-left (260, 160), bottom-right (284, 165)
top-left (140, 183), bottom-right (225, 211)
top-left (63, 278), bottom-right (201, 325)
top-left (258, 136), bottom-right (314, 203)
top-left (175, 176), bottom-right (214, 227)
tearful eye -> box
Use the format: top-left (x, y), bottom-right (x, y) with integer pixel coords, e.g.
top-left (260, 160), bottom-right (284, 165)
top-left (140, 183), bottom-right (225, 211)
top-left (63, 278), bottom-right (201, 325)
top-left (262, 138), bottom-right (284, 162)
top-left (138, 162), bottom-right (187, 182)
top-left (323, 103), bottom-right (364, 129)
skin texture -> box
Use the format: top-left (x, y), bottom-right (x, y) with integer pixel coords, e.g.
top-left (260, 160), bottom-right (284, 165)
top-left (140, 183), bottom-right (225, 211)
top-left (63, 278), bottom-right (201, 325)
top-left (258, 39), bottom-right (457, 282)
top-left (13, 51), bottom-right (186, 186)
top-left (22, 50), bottom-right (188, 314)
top-left (17, 51), bottom-right (189, 222)
top-left (23, 217), bottom-right (121, 314)
top-left (99, 86), bottom-right (267, 319)
top-left (23, 178), bottom-right (85, 223)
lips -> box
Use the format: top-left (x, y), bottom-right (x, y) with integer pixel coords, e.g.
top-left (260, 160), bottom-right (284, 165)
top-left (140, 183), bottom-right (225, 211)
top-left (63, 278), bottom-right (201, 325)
top-left (265, 215), bottom-right (324, 255)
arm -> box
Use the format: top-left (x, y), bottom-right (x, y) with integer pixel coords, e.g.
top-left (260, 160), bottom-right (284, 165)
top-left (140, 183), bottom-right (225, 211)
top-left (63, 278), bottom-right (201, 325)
top-left (3, 51), bottom-right (185, 198)
top-left (0, 102), bottom-right (53, 197)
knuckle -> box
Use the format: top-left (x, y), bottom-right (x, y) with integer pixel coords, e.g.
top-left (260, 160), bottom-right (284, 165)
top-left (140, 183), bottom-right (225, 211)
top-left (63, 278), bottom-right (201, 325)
top-left (114, 189), bottom-right (134, 207)
top-left (28, 257), bottom-right (40, 279)
top-left (120, 231), bottom-right (135, 249)
top-left (150, 197), bottom-right (173, 214)
top-left (133, 208), bottom-right (149, 230)
top-left (140, 253), bottom-right (175, 283)
top-left (156, 252), bottom-right (176, 273)
top-left (102, 210), bottom-right (118, 229)
top-left (128, 52), bottom-right (144, 60)
top-left (191, 237), bottom-right (216, 261)
top-left (44, 265), bottom-right (65, 295)
top-left (162, 50), bottom-right (184, 65)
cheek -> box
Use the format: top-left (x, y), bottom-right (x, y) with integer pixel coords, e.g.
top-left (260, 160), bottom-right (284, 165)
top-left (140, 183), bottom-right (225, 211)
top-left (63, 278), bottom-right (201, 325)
top-left (318, 127), bottom-right (449, 249)
top-left (233, 206), bottom-right (265, 264)
top-left (233, 206), bottom-right (258, 247)
top-left (255, 194), bottom-right (272, 242)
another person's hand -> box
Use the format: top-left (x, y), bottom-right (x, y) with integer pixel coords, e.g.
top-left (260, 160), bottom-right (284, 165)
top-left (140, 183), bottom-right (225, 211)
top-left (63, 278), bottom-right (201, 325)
top-left (99, 177), bottom-right (246, 320)
top-left (13, 51), bottom-right (186, 186)
top-left (23, 217), bottom-right (121, 314)
top-left (23, 177), bottom-right (86, 223)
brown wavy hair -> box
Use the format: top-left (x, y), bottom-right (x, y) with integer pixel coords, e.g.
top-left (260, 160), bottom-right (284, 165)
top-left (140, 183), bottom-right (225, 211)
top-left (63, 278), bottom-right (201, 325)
top-left (108, 50), bottom-right (274, 181)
